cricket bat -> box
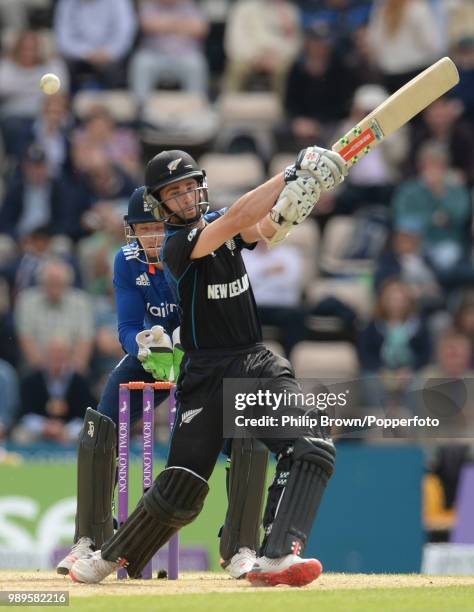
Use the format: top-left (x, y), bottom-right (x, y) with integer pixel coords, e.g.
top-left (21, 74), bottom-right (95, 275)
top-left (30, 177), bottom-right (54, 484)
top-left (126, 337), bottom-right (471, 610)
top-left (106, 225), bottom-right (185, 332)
top-left (332, 57), bottom-right (460, 167)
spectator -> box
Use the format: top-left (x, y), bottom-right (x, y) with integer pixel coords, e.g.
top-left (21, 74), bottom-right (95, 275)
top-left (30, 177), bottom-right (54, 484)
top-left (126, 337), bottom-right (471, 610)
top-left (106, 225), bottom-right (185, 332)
top-left (91, 290), bottom-right (123, 396)
top-left (299, 0), bottom-right (372, 55)
top-left (0, 358), bottom-right (19, 440)
top-left (223, 0), bottom-right (301, 94)
top-left (128, 0), bottom-right (209, 103)
top-left (11, 337), bottom-right (95, 445)
top-left (54, 0), bottom-right (137, 91)
top-left (392, 142), bottom-right (471, 273)
top-left (80, 204), bottom-right (158, 405)
top-left (424, 443), bottom-right (472, 540)
top-left (279, 23), bottom-right (356, 150)
top-left (6, 226), bottom-right (81, 296)
top-left (450, 36), bottom-right (474, 125)
top-left (49, 146), bottom-right (137, 242)
top-left (15, 257), bottom-right (94, 373)
top-left (0, 1), bottom-right (27, 33)
top-left (334, 84), bottom-right (408, 213)
top-left (242, 240), bottom-right (306, 357)
top-left (72, 104), bottom-right (141, 181)
top-left (374, 218), bottom-right (442, 311)
top-left (78, 151), bottom-right (137, 222)
top-left (28, 93), bottom-right (73, 178)
top-left (0, 30), bottom-right (69, 157)
top-left (77, 201), bottom-right (124, 296)
top-left (416, 330), bottom-right (474, 434)
top-left (446, 0), bottom-right (474, 48)
top-left (421, 329), bottom-right (473, 378)
top-left (346, 24), bottom-right (382, 86)
top-left (409, 96), bottom-right (474, 187)
top-left (358, 278), bottom-right (431, 410)
top-left (368, 0), bottom-right (443, 93)
top-left (453, 292), bottom-right (474, 366)
top-left (0, 144), bottom-right (62, 239)
top-left (0, 276), bottom-right (18, 366)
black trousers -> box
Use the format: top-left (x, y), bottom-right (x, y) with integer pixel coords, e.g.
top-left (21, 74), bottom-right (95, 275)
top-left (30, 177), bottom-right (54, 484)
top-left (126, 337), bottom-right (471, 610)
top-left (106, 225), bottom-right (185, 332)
top-left (167, 343), bottom-right (315, 480)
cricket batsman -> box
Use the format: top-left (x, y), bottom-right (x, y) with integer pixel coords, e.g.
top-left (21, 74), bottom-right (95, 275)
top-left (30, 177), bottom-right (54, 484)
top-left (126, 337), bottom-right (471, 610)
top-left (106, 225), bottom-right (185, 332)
top-left (70, 146), bottom-right (346, 586)
top-left (57, 187), bottom-right (268, 579)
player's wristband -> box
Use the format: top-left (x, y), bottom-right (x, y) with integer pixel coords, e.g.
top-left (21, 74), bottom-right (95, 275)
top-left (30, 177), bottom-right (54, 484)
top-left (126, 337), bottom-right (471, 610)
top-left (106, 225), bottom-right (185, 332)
top-left (284, 164), bottom-right (298, 183)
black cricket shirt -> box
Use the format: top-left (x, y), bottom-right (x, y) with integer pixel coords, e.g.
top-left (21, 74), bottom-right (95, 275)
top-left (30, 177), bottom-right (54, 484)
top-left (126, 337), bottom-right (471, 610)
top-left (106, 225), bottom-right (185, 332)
top-left (162, 209), bottom-right (262, 351)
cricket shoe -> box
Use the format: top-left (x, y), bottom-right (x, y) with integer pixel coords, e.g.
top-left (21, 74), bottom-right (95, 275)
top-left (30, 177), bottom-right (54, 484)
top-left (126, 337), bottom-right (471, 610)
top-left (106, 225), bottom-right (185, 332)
top-left (56, 537), bottom-right (94, 576)
top-left (69, 550), bottom-right (120, 584)
top-left (220, 547), bottom-right (257, 579)
top-left (246, 554), bottom-right (322, 587)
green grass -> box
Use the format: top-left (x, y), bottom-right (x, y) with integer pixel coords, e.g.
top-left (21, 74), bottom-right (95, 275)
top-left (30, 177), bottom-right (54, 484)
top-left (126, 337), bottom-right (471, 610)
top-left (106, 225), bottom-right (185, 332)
top-left (0, 460), bottom-right (234, 570)
top-left (44, 586), bottom-right (474, 612)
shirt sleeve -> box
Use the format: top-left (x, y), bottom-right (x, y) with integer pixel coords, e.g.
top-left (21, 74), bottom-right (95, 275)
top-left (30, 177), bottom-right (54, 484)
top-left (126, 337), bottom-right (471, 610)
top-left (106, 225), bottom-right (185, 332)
top-left (161, 228), bottom-right (201, 280)
top-left (234, 233), bottom-right (257, 251)
top-left (113, 250), bottom-right (146, 356)
top-left (216, 208), bottom-right (257, 251)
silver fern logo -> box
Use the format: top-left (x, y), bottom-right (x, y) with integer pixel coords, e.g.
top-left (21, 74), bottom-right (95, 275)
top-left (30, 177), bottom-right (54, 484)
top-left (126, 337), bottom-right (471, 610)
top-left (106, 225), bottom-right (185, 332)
top-left (225, 238), bottom-right (236, 254)
top-left (180, 407), bottom-right (203, 427)
top-left (167, 158), bottom-right (182, 172)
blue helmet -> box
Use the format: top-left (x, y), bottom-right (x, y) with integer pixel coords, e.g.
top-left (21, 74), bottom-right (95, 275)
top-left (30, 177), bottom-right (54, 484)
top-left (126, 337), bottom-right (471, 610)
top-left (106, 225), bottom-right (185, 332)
top-left (124, 186), bottom-right (165, 265)
top-left (124, 186), bottom-right (155, 225)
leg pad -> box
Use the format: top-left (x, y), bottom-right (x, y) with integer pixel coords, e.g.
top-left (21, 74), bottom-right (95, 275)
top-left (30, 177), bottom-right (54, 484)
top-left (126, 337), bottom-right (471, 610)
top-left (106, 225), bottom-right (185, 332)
top-left (102, 467), bottom-right (208, 577)
top-left (261, 438), bottom-right (336, 557)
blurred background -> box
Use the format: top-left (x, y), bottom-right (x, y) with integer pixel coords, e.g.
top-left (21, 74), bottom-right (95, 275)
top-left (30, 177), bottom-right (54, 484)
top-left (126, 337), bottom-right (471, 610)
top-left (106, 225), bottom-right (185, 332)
top-left (1, 0), bottom-right (474, 576)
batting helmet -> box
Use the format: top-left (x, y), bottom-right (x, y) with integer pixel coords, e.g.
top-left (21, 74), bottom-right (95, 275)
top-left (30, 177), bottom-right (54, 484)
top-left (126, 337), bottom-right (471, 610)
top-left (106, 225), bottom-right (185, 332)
top-left (144, 150), bottom-right (208, 227)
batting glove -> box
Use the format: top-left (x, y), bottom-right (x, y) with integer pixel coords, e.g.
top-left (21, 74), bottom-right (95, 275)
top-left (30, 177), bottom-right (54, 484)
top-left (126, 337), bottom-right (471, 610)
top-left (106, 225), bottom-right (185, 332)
top-left (285, 146), bottom-right (348, 190)
top-left (270, 174), bottom-right (321, 227)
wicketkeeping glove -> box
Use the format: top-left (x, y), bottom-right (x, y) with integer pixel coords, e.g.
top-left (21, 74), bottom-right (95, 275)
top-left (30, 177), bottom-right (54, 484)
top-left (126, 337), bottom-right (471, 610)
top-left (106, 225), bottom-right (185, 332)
top-left (285, 146), bottom-right (348, 190)
top-left (136, 325), bottom-right (173, 381)
top-left (172, 327), bottom-right (184, 383)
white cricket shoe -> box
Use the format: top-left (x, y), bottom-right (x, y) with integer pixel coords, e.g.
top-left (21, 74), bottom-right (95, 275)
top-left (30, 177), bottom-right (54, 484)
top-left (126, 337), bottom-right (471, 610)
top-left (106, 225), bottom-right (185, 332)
top-left (247, 554), bottom-right (322, 587)
top-left (56, 537), bottom-right (94, 575)
top-left (220, 547), bottom-right (257, 579)
top-left (69, 550), bottom-right (120, 584)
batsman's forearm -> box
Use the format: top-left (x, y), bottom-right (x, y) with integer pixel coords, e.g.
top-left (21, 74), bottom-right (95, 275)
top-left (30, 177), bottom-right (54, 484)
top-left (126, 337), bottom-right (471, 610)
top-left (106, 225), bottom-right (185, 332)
top-left (240, 214), bottom-right (278, 244)
top-left (228, 173), bottom-right (284, 230)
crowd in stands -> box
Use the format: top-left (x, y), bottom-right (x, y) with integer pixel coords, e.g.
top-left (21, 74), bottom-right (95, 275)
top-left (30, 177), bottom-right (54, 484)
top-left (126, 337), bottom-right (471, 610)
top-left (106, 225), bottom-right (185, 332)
top-left (0, 1), bottom-right (474, 519)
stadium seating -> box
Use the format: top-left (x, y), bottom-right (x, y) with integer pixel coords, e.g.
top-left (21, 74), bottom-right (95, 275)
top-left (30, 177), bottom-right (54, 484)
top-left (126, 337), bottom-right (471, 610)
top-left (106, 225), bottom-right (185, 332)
top-left (141, 92), bottom-right (219, 147)
top-left (285, 220), bottom-right (320, 286)
top-left (73, 90), bottom-right (137, 123)
top-left (215, 91), bottom-right (283, 158)
top-left (290, 341), bottom-right (359, 379)
top-left (268, 153), bottom-right (297, 178)
top-left (306, 278), bottom-right (373, 321)
top-left (319, 215), bottom-right (376, 276)
top-left (198, 152), bottom-right (265, 208)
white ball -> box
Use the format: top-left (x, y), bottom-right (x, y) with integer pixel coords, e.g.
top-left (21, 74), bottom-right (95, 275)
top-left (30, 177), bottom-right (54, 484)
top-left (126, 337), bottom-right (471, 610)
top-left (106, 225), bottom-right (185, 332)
top-left (40, 73), bottom-right (61, 95)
